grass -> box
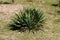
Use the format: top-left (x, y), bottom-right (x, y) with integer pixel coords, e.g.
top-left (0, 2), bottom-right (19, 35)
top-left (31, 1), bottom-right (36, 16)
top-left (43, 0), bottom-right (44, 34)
top-left (0, 0), bottom-right (58, 4)
top-left (44, 0), bottom-right (58, 5)
top-left (0, 0), bottom-right (60, 40)
top-left (54, 18), bottom-right (60, 24)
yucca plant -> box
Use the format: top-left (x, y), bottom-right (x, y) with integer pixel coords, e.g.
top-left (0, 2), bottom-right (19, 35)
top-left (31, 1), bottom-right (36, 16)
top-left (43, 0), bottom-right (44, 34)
top-left (9, 8), bottom-right (45, 32)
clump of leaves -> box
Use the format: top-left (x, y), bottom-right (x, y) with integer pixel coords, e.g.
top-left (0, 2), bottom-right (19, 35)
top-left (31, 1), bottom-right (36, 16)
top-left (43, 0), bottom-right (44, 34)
top-left (51, 0), bottom-right (60, 7)
top-left (11, 0), bottom-right (14, 3)
top-left (27, 0), bottom-right (33, 2)
top-left (57, 11), bottom-right (60, 15)
top-left (51, 4), bottom-right (58, 7)
top-left (0, 1), bottom-right (11, 4)
top-left (9, 8), bottom-right (45, 32)
top-left (0, 1), bottom-right (3, 4)
top-left (58, 0), bottom-right (60, 7)
top-left (54, 18), bottom-right (60, 24)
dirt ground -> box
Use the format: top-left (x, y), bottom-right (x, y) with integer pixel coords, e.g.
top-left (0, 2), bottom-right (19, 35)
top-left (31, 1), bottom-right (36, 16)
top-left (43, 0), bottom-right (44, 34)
top-left (0, 4), bottom-right (23, 13)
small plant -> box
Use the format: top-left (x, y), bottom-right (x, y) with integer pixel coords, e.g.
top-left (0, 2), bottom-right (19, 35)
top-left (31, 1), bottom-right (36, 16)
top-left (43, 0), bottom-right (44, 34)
top-left (51, 4), bottom-right (58, 7)
top-left (0, 1), bottom-right (11, 4)
top-left (54, 18), bottom-right (60, 24)
top-left (57, 11), bottom-right (60, 15)
top-left (58, 0), bottom-right (60, 7)
top-left (9, 8), bottom-right (45, 32)
top-left (27, 0), bottom-right (33, 2)
top-left (12, 0), bottom-right (14, 3)
top-left (0, 1), bottom-right (3, 4)
top-left (51, 0), bottom-right (60, 7)
top-left (3, 2), bottom-right (11, 4)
